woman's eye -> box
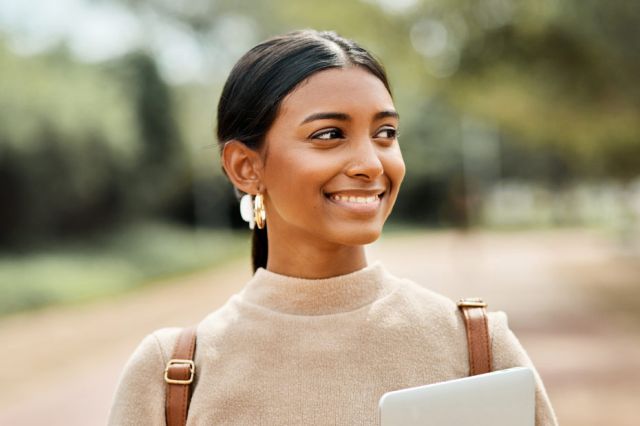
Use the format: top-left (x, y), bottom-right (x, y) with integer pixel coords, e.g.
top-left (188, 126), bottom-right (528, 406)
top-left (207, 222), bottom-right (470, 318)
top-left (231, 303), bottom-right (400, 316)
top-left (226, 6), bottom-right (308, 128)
top-left (375, 127), bottom-right (398, 139)
top-left (311, 128), bottom-right (344, 140)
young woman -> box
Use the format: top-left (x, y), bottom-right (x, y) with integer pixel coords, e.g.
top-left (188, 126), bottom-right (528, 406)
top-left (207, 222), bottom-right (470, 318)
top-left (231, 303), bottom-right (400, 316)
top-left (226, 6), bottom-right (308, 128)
top-left (108, 29), bottom-right (557, 425)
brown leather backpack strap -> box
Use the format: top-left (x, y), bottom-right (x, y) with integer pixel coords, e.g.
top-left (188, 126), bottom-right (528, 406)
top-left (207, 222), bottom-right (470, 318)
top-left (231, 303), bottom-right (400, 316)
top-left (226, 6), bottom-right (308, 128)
top-left (165, 325), bottom-right (198, 426)
top-left (457, 298), bottom-right (492, 376)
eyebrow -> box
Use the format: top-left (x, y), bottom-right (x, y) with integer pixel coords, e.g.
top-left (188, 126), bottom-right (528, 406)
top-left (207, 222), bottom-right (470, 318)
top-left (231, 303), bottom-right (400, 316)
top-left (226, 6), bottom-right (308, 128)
top-left (300, 110), bottom-right (399, 125)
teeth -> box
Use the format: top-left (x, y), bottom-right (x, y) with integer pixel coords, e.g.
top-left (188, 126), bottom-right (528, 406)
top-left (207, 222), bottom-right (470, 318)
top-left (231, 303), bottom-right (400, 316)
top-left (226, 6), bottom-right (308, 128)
top-left (330, 194), bottom-right (379, 204)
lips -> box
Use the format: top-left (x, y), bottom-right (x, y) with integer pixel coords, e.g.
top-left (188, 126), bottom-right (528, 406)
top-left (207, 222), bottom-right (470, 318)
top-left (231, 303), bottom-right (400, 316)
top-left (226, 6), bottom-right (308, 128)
top-left (323, 188), bottom-right (386, 214)
top-left (329, 193), bottom-right (379, 203)
top-left (323, 189), bottom-right (386, 199)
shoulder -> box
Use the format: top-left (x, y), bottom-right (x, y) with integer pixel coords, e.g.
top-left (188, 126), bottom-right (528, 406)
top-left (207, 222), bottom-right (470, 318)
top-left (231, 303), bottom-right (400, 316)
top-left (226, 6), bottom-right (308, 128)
top-left (383, 270), bottom-right (514, 329)
top-left (385, 272), bottom-right (457, 309)
top-left (381, 272), bottom-right (461, 321)
top-left (148, 327), bottom-right (184, 362)
top-left (120, 327), bottom-right (185, 369)
top-left (485, 310), bottom-right (535, 368)
top-left (374, 273), bottom-right (471, 343)
top-left (125, 328), bottom-right (181, 373)
top-left (107, 328), bottom-right (182, 425)
top-left (381, 271), bottom-right (522, 347)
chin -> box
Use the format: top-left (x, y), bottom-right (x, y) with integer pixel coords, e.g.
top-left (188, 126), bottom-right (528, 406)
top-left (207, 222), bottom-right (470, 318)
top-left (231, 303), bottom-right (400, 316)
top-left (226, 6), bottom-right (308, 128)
top-left (331, 226), bottom-right (382, 246)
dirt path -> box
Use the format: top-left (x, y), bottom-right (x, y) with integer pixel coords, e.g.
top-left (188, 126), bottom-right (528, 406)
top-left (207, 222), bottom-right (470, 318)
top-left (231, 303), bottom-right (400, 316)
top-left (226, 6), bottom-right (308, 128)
top-left (1, 230), bottom-right (638, 425)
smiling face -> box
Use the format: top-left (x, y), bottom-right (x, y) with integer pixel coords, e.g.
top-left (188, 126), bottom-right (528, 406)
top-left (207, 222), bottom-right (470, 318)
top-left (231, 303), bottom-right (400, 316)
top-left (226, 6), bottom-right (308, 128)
top-left (259, 66), bottom-right (405, 254)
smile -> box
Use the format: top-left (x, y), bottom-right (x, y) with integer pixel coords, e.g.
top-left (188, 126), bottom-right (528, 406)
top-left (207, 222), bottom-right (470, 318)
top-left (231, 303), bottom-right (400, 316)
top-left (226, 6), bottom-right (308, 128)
top-left (324, 190), bottom-right (385, 214)
top-left (329, 194), bottom-right (380, 204)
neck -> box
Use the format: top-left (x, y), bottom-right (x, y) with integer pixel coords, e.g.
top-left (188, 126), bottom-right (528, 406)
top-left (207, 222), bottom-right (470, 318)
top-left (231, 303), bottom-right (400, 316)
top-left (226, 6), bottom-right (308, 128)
top-left (266, 230), bottom-right (368, 279)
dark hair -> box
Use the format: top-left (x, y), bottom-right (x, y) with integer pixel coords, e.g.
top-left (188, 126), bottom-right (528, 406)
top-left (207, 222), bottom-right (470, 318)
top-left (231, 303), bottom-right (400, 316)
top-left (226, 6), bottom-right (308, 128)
top-left (216, 29), bottom-right (392, 273)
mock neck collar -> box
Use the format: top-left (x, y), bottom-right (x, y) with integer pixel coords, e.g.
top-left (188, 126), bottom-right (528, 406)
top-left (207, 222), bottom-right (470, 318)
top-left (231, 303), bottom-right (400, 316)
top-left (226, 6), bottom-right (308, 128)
top-left (237, 261), bottom-right (395, 316)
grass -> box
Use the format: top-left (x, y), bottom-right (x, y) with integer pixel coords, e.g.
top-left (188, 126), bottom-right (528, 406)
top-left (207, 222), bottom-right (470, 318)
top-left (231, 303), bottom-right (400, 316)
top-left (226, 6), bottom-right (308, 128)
top-left (0, 221), bottom-right (250, 315)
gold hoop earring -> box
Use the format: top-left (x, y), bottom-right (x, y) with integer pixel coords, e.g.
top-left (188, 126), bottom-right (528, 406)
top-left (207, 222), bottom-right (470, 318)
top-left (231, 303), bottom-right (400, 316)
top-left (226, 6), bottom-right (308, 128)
top-left (254, 193), bottom-right (266, 229)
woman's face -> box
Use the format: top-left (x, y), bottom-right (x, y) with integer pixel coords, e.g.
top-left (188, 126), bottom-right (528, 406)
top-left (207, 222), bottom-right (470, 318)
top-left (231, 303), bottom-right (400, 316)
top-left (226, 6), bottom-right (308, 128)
top-left (260, 66), bottom-right (405, 250)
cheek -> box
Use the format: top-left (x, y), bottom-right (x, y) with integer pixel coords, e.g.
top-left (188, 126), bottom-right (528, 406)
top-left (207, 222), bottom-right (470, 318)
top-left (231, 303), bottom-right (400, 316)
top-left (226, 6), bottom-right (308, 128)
top-left (384, 147), bottom-right (406, 190)
top-left (264, 152), bottom-right (336, 214)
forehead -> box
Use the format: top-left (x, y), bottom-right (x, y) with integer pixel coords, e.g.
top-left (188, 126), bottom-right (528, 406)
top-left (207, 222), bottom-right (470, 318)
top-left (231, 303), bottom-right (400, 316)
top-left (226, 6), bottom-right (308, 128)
top-left (278, 67), bottom-right (394, 120)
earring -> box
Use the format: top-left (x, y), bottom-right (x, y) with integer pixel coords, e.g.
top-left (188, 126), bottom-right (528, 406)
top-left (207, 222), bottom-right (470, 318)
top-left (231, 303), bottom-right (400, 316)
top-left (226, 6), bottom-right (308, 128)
top-left (239, 194), bottom-right (255, 230)
top-left (254, 193), bottom-right (266, 229)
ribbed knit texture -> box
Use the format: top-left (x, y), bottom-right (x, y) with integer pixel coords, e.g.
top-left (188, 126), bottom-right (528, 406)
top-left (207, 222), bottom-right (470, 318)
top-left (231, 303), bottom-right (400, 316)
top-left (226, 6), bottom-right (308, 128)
top-left (108, 261), bottom-right (558, 425)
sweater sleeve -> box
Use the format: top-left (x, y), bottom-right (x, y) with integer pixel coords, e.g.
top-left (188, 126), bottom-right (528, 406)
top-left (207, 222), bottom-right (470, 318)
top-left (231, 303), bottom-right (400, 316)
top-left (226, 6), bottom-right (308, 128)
top-left (488, 311), bottom-right (559, 426)
top-left (107, 332), bottom-right (171, 426)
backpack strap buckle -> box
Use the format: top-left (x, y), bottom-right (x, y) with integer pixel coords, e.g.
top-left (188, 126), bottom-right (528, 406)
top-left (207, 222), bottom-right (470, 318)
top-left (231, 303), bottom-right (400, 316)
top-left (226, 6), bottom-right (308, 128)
top-left (164, 359), bottom-right (195, 385)
top-left (457, 298), bottom-right (487, 308)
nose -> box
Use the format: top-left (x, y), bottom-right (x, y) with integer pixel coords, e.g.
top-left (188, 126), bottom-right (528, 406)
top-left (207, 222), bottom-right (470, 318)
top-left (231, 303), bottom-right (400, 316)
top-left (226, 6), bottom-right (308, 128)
top-left (345, 137), bottom-right (384, 181)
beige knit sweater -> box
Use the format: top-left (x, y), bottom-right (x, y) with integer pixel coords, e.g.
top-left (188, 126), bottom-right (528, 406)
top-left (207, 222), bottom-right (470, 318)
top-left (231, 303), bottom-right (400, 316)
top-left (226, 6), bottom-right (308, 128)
top-left (108, 261), bottom-right (557, 425)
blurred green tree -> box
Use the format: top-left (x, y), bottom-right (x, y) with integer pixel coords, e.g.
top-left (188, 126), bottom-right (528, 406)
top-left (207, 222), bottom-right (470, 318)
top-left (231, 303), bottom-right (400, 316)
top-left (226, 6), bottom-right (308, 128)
top-left (0, 43), bottom-right (192, 247)
top-left (113, 52), bottom-right (192, 219)
top-left (0, 43), bottom-right (137, 245)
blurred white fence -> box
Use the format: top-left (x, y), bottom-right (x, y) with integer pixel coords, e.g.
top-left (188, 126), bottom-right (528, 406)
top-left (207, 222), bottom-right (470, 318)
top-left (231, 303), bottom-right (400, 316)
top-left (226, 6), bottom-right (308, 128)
top-left (481, 179), bottom-right (640, 250)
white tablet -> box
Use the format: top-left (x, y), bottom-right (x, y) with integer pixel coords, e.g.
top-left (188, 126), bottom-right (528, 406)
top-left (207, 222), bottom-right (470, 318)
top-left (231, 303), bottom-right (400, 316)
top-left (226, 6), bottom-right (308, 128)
top-left (379, 367), bottom-right (535, 426)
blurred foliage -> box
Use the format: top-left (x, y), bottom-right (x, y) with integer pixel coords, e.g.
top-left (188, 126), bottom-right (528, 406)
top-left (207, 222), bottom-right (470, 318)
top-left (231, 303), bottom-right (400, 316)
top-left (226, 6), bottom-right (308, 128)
top-left (0, 43), bottom-right (136, 245)
top-left (1, 0), bottom-right (639, 247)
top-left (0, 43), bottom-right (196, 245)
top-left (111, 52), bottom-right (192, 217)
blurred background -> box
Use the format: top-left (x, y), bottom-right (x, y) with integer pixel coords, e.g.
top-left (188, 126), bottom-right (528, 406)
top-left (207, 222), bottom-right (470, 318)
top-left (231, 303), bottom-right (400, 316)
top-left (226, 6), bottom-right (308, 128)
top-left (0, 0), bottom-right (639, 425)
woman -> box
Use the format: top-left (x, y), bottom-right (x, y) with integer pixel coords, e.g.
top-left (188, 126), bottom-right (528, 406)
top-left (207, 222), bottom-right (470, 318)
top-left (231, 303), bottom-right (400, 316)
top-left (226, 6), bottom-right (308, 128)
top-left (108, 29), bottom-right (557, 425)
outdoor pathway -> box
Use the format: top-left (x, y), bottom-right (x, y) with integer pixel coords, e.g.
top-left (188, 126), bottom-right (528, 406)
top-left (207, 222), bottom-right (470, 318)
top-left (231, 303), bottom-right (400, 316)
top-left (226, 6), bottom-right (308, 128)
top-left (1, 229), bottom-right (638, 425)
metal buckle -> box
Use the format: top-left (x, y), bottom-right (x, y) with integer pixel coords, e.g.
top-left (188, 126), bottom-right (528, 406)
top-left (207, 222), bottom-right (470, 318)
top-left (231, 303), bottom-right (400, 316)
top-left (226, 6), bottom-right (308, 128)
top-left (164, 359), bottom-right (195, 385)
top-left (457, 298), bottom-right (487, 308)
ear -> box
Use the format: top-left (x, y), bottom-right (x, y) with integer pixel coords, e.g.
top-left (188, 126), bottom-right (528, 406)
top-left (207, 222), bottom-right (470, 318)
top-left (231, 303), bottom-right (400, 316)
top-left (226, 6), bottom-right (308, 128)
top-left (221, 140), bottom-right (264, 194)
